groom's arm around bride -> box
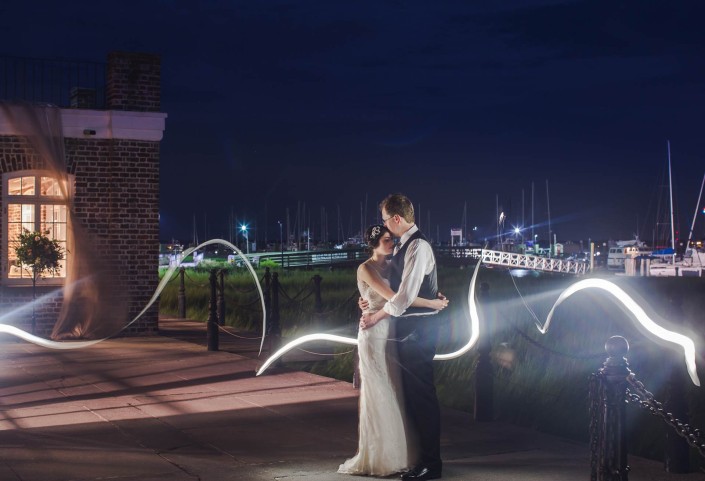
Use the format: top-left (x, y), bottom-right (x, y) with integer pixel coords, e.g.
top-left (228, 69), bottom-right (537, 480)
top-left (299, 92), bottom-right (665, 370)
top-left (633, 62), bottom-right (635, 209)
top-left (361, 193), bottom-right (444, 481)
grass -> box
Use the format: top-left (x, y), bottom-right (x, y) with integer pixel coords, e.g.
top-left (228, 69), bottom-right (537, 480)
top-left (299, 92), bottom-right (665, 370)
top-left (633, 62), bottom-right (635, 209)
top-left (158, 263), bottom-right (705, 468)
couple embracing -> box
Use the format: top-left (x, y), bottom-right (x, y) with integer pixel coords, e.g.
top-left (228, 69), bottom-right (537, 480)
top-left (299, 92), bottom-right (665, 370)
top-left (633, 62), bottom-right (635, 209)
top-left (339, 193), bottom-right (448, 481)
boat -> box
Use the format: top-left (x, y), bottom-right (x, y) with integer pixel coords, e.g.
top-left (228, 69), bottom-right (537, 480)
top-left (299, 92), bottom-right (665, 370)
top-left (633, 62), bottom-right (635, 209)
top-left (646, 142), bottom-right (705, 277)
top-left (607, 239), bottom-right (652, 271)
top-left (649, 248), bottom-right (705, 277)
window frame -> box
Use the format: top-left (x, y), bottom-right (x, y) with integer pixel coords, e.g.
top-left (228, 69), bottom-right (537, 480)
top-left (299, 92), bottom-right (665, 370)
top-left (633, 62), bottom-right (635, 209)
top-left (2, 170), bottom-right (72, 286)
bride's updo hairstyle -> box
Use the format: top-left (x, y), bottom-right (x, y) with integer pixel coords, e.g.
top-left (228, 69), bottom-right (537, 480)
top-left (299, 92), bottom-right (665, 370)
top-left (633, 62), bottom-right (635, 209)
top-left (364, 224), bottom-right (389, 254)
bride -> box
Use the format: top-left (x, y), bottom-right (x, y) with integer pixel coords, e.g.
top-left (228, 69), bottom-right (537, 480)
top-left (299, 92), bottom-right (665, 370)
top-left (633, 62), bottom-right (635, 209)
top-left (338, 224), bottom-right (448, 476)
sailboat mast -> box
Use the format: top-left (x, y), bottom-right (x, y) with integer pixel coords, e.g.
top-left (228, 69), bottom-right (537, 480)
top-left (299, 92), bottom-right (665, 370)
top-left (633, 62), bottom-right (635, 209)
top-left (531, 182), bottom-right (535, 241)
top-left (668, 140), bottom-right (676, 257)
top-left (546, 179), bottom-right (551, 257)
top-left (496, 194), bottom-right (500, 247)
top-left (685, 172), bottom-right (705, 253)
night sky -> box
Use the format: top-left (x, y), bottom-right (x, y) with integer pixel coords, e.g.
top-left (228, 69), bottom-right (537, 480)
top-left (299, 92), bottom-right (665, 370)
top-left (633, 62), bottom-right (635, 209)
top-left (3, 0), bottom-right (704, 246)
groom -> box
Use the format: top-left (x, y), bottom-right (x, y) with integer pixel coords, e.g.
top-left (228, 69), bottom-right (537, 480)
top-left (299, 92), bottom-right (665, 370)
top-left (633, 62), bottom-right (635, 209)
top-left (360, 193), bottom-right (443, 481)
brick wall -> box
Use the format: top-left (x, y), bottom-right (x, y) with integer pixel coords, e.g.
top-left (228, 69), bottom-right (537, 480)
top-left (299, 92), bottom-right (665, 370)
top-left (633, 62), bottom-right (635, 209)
top-left (66, 137), bottom-right (160, 336)
top-left (0, 51), bottom-right (163, 338)
top-left (106, 52), bottom-right (160, 112)
top-left (0, 136), bottom-right (160, 337)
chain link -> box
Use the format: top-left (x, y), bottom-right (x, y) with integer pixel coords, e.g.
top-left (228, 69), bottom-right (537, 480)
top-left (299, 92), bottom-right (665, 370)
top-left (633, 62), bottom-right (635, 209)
top-left (512, 325), bottom-right (605, 360)
top-left (278, 282), bottom-right (314, 302)
top-left (625, 373), bottom-right (705, 459)
top-left (299, 289), bottom-right (359, 316)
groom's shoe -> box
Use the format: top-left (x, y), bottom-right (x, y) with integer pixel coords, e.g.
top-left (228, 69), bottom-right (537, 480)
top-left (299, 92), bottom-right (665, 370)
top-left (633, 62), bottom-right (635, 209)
top-left (401, 465), bottom-right (441, 480)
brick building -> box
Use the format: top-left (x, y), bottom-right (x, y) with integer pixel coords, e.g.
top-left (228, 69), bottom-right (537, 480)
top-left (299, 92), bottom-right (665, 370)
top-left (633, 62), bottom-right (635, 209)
top-left (0, 52), bottom-right (166, 338)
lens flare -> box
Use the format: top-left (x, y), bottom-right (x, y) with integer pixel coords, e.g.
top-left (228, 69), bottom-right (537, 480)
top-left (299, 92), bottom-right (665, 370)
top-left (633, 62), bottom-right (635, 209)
top-left (0, 239), bottom-right (266, 354)
top-left (536, 278), bottom-right (700, 386)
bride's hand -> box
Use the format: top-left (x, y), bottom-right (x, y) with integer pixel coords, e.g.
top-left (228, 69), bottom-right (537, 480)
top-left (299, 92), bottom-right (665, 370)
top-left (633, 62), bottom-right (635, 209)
top-left (358, 296), bottom-right (370, 312)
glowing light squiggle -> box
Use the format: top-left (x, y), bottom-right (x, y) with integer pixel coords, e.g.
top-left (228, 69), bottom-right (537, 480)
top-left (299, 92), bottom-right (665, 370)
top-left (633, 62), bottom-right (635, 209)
top-left (257, 333), bottom-right (359, 374)
top-left (256, 258), bottom-right (483, 375)
top-left (0, 239), bottom-right (266, 354)
top-left (536, 278), bottom-right (700, 386)
top-left (432, 253), bottom-right (481, 360)
top-left (0, 324), bottom-right (103, 349)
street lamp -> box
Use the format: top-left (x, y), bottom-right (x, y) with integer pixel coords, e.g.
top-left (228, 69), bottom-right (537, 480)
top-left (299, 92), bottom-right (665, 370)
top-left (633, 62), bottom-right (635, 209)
top-left (240, 224), bottom-right (249, 254)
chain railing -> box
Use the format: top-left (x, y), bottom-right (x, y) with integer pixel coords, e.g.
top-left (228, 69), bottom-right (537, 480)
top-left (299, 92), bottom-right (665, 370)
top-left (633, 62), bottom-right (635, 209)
top-left (625, 375), bottom-right (705, 459)
top-left (589, 335), bottom-right (704, 481)
top-left (171, 267), bottom-right (360, 358)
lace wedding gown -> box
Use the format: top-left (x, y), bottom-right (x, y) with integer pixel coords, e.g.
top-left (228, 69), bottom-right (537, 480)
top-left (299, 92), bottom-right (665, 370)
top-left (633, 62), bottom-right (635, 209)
top-left (338, 267), bottom-right (416, 476)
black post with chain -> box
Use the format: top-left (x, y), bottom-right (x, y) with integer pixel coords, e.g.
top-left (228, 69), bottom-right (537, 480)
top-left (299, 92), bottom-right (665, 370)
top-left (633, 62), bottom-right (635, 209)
top-left (270, 272), bottom-right (281, 344)
top-left (263, 267), bottom-right (271, 336)
top-left (217, 269), bottom-right (225, 326)
top-left (590, 336), bottom-right (631, 481)
top-left (178, 267), bottom-right (186, 319)
top-left (207, 269), bottom-right (219, 351)
top-left (312, 274), bottom-right (323, 313)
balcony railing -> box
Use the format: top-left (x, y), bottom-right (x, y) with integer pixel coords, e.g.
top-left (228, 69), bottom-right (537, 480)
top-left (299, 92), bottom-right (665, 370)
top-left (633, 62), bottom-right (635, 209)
top-left (0, 55), bottom-right (106, 109)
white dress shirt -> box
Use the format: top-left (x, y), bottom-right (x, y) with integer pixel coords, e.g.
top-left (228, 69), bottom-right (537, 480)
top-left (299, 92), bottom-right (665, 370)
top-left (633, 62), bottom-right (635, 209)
top-left (383, 224), bottom-right (437, 317)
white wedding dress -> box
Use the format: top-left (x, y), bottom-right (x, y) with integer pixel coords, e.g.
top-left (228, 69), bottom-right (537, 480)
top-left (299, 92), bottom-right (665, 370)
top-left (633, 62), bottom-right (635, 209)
top-left (338, 267), bottom-right (416, 476)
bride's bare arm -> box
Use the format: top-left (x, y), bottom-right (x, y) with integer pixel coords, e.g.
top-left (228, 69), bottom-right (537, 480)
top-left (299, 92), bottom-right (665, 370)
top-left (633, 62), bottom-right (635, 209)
top-left (358, 264), bottom-right (448, 311)
top-left (357, 264), bottom-right (396, 301)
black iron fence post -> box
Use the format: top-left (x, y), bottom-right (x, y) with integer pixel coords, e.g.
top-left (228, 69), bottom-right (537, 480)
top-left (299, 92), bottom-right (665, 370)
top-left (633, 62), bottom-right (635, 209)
top-left (178, 267), bottom-right (186, 319)
top-left (217, 269), bottom-right (225, 326)
top-left (270, 272), bottom-right (281, 341)
top-left (263, 267), bottom-right (272, 336)
top-left (312, 274), bottom-right (323, 313)
top-left (591, 335), bottom-right (631, 481)
top-left (474, 281), bottom-right (493, 422)
top-left (207, 269), bottom-right (219, 351)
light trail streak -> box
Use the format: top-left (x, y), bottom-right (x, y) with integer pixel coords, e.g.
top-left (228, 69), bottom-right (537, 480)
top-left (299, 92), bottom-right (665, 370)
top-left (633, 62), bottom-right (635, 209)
top-left (536, 278), bottom-right (700, 386)
top-left (257, 257), bottom-right (483, 375)
top-left (0, 239), bottom-right (267, 354)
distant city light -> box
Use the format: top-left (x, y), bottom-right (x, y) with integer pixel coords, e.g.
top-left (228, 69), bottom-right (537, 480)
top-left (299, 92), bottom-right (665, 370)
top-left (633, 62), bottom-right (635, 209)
top-left (513, 227), bottom-right (521, 234)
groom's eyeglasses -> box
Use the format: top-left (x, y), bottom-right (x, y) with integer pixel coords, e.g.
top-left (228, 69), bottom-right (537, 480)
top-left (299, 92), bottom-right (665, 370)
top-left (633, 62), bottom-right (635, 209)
top-left (382, 214), bottom-right (394, 224)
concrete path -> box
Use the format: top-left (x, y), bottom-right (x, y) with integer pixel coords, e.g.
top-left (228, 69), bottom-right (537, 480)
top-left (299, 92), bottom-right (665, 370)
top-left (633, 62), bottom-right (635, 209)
top-left (0, 319), bottom-right (701, 481)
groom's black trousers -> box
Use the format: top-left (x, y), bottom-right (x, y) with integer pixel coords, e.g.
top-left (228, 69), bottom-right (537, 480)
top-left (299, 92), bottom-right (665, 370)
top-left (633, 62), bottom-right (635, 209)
top-left (395, 315), bottom-right (442, 470)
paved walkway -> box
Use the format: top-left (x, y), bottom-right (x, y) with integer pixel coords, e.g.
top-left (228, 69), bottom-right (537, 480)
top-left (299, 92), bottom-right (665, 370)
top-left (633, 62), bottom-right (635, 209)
top-left (0, 319), bottom-right (701, 481)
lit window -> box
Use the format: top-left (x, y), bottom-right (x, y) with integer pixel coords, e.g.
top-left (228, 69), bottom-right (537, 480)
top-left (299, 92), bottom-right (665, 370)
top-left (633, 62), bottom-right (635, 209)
top-left (3, 171), bottom-right (70, 284)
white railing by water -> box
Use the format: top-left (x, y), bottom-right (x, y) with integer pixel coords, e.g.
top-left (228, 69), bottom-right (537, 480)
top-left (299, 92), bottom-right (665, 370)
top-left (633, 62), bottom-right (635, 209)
top-left (481, 249), bottom-right (588, 275)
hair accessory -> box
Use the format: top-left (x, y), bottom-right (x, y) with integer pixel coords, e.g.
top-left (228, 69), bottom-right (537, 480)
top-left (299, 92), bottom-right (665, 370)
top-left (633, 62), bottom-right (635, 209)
top-left (369, 225), bottom-right (382, 241)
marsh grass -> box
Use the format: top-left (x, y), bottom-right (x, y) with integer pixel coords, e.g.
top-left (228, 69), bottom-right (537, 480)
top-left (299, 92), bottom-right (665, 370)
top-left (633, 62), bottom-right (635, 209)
top-left (159, 265), bottom-right (705, 465)
top-left (158, 266), bottom-right (361, 334)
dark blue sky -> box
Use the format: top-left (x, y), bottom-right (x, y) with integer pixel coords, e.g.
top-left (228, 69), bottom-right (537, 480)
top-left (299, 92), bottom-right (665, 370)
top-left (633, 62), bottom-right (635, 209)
top-left (3, 0), bottom-right (704, 245)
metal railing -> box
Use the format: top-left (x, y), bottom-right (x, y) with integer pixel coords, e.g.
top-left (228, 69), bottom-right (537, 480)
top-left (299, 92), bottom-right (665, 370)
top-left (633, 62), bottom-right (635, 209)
top-left (589, 336), bottom-right (704, 480)
top-left (481, 248), bottom-right (588, 275)
top-left (252, 248), bottom-right (368, 269)
top-left (1, 55), bottom-right (106, 109)
top-left (246, 246), bottom-right (481, 269)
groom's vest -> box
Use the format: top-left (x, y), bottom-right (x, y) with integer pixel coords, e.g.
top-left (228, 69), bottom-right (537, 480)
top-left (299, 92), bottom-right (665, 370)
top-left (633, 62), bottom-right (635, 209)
top-left (389, 229), bottom-right (438, 316)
